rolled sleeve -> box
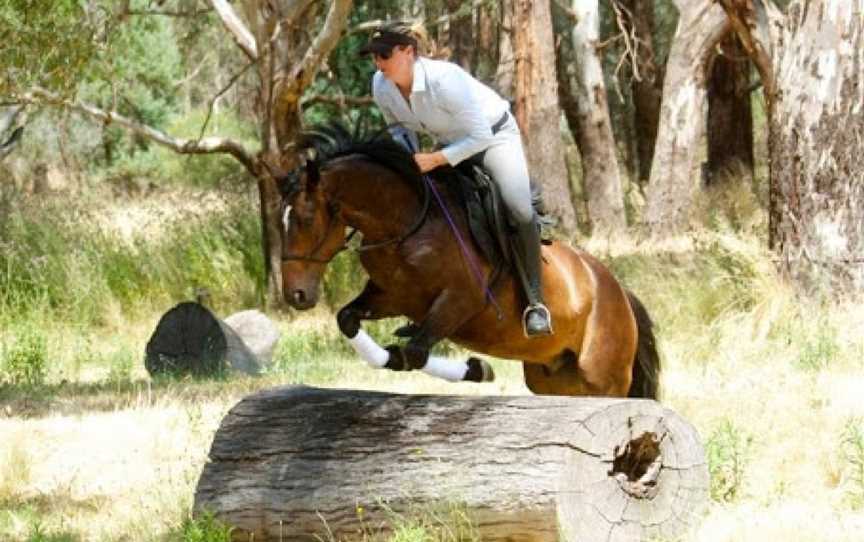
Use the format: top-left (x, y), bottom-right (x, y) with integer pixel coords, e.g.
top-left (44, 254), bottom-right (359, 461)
top-left (436, 71), bottom-right (495, 166)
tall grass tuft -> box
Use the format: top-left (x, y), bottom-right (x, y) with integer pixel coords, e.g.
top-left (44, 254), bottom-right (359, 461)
top-left (1, 327), bottom-right (48, 387)
top-left (706, 418), bottom-right (754, 502)
top-left (0, 191), bottom-right (264, 326)
top-left (841, 417), bottom-right (864, 509)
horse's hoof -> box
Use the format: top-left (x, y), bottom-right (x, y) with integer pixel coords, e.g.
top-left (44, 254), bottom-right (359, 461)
top-left (466, 357), bottom-right (495, 383)
top-left (384, 345), bottom-right (410, 371)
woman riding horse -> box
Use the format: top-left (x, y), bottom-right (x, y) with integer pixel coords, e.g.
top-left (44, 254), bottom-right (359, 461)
top-left (360, 21), bottom-right (551, 337)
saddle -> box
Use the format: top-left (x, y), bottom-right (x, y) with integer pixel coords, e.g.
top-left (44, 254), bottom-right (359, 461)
top-left (450, 160), bottom-right (552, 277)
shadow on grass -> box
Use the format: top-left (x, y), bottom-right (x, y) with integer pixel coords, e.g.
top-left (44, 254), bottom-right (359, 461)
top-left (0, 373), bottom-right (299, 419)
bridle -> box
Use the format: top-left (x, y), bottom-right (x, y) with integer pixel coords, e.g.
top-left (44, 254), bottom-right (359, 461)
top-left (280, 175), bottom-right (432, 264)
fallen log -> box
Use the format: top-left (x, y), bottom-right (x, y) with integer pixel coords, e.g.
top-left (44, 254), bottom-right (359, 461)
top-left (194, 386), bottom-right (708, 541)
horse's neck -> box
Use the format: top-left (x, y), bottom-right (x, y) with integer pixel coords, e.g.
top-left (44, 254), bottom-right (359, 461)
top-left (330, 160), bottom-right (425, 242)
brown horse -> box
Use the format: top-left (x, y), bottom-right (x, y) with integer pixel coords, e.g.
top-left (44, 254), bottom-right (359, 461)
top-left (279, 125), bottom-right (660, 399)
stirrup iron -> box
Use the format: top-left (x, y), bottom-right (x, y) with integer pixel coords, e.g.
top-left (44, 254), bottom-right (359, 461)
top-left (522, 303), bottom-right (553, 337)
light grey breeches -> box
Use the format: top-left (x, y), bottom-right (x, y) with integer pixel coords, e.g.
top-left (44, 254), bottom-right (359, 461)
top-left (390, 117), bottom-right (534, 226)
top-left (479, 116), bottom-right (534, 226)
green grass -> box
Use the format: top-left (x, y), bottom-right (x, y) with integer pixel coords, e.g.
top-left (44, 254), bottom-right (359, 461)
top-left (0, 190), bottom-right (264, 327)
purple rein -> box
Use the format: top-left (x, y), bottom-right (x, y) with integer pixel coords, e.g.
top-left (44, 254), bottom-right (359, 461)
top-left (422, 173), bottom-right (504, 321)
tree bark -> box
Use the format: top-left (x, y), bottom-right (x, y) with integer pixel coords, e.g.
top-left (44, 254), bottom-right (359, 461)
top-left (195, 386), bottom-right (709, 541)
top-left (621, 0), bottom-right (663, 185)
top-left (445, 0), bottom-right (473, 70)
top-left (719, 0), bottom-right (864, 292)
top-left (512, 0), bottom-right (577, 235)
top-left (706, 32), bottom-right (754, 184)
top-left (642, 0), bottom-right (728, 235)
top-left (564, 0), bottom-right (627, 236)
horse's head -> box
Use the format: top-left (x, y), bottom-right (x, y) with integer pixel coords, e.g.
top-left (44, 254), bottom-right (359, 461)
top-left (278, 155), bottom-right (346, 310)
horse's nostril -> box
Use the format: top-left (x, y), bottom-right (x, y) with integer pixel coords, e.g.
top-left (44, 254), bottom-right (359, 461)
top-left (293, 290), bottom-right (306, 305)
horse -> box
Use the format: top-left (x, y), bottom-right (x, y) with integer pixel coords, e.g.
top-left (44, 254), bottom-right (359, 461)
top-left (278, 124), bottom-right (660, 399)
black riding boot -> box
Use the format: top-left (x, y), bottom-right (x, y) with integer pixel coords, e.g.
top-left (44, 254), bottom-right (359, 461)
top-left (511, 218), bottom-right (553, 337)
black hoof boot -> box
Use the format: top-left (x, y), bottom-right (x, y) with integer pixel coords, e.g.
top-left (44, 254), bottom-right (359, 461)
top-left (392, 322), bottom-right (421, 339)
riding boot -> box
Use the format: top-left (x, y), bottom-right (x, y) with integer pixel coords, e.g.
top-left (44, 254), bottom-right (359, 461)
top-left (510, 217), bottom-right (553, 337)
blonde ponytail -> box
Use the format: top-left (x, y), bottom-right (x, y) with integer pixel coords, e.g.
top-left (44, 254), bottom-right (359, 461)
top-left (388, 19), bottom-right (449, 60)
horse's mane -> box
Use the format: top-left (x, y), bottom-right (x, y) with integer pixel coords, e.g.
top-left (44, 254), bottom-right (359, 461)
top-left (298, 123), bottom-right (425, 193)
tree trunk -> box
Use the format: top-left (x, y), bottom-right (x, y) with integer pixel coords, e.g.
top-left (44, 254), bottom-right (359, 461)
top-left (445, 0), bottom-right (473, 70)
top-left (564, 0), bottom-right (627, 236)
top-left (720, 0), bottom-right (864, 291)
top-left (473, 1), bottom-right (499, 81)
top-left (706, 32), bottom-right (753, 184)
top-left (512, 0), bottom-right (577, 235)
top-left (621, 0), bottom-right (663, 185)
top-left (642, 0), bottom-right (728, 235)
top-left (495, 0), bottom-right (515, 97)
top-left (195, 386), bottom-right (709, 541)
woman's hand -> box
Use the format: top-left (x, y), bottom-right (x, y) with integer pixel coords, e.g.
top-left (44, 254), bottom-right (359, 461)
top-left (413, 151), bottom-right (448, 173)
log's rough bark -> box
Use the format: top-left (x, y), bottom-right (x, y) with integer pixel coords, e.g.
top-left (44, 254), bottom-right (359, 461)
top-left (513, 0), bottom-right (578, 236)
top-left (642, 1), bottom-right (729, 235)
top-left (194, 386), bottom-right (709, 541)
top-left (719, 0), bottom-right (864, 291)
top-left (566, 0), bottom-right (628, 236)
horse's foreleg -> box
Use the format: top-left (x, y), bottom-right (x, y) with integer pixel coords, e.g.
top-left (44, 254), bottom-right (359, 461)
top-left (388, 290), bottom-right (494, 383)
top-left (337, 282), bottom-right (400, 370)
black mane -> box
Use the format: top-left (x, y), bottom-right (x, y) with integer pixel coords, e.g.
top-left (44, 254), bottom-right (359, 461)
top-left (299, 123), bottom-right (424, 190)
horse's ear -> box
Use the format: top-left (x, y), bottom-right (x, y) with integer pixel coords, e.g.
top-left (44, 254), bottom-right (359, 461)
top-left (303, 147), bottom-right (320, 189)
top-left (305, 158), bottom-right (320, 189)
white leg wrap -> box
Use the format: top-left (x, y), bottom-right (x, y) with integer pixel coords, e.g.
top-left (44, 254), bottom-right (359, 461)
top-left (422, 355), bottom-right (468, 382)
top-left (347, 330), bottom-right (389, 368)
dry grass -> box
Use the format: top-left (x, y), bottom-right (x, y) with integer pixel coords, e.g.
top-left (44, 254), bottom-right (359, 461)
top-left (2, 190), bottom-right (864, 540)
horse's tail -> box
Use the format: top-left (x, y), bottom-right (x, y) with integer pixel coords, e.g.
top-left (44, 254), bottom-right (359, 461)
top-left (626, 290), bottom-right (661, 400)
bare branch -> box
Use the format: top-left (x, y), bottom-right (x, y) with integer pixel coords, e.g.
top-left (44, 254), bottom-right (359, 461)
top-left (20, 88), bottom-right (258, 176)
top-left (293, 0), bottom-right (353, 93)
top-left (551, 0), bottom-right (579, 23)
top-left (210, 0), bottom-right (258, 61)
top-left (199, 60), bottom-right (256, 139)
top-left (301, 94), bottom-right (375, 108)
top-left (126, 8), bottom-right (213, 17)
top-left (347, 0), bottom-right (498, 34)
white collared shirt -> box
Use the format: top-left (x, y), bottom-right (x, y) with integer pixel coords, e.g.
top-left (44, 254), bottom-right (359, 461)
top-left (372, 57), bottom-right (510, 166)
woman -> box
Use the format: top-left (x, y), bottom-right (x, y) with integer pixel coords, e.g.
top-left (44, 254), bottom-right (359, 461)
top-left (359, 21), bottom-right (552, 337)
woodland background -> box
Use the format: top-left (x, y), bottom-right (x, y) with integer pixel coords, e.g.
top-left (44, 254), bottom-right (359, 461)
top-left (1, 1), bottom-right (863, 541)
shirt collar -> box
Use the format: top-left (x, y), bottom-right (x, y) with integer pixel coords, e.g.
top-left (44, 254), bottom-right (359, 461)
top-left (411, 58), bottom-right (427, 94)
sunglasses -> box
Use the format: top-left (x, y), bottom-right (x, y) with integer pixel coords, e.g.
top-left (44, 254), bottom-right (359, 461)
top-left (372, 49), bottom-right (394, 61)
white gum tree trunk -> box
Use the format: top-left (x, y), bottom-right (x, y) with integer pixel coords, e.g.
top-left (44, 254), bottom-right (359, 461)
top-left (720, 0), bottom-right (864, 292)
top-left (643, 1), bottom-right (729, 235)
top-left (568, 0), bottom-right (627, 237)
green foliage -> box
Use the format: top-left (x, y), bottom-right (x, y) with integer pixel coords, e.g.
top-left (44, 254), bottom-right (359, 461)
top-left (0, 0), bottom-right (97, 96)
top-left (24, 522), bottom-right (78, 542)
top-left (795, 323), bottom-right (840, 371)
top-left (841, 417), bottom-right (864, 509)
top-left (0, 193), bottom-right (264, 326)
top-left (706, 419), bottom-right (754, 502)
top-left (1, 327), bottom-right (48, 388)
top-left (174, 511), bottom-right (234, 542)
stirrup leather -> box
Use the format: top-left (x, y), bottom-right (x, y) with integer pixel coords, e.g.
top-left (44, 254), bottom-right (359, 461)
top-left (522, 303), bottom-right (553, 337)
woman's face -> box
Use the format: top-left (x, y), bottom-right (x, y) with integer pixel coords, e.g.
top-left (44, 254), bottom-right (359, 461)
top-left (374, 45), bottom-right (414, 89)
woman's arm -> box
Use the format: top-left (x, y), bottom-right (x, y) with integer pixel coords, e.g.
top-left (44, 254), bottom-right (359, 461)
top-left (435, 68), bottom-right (495, 166)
